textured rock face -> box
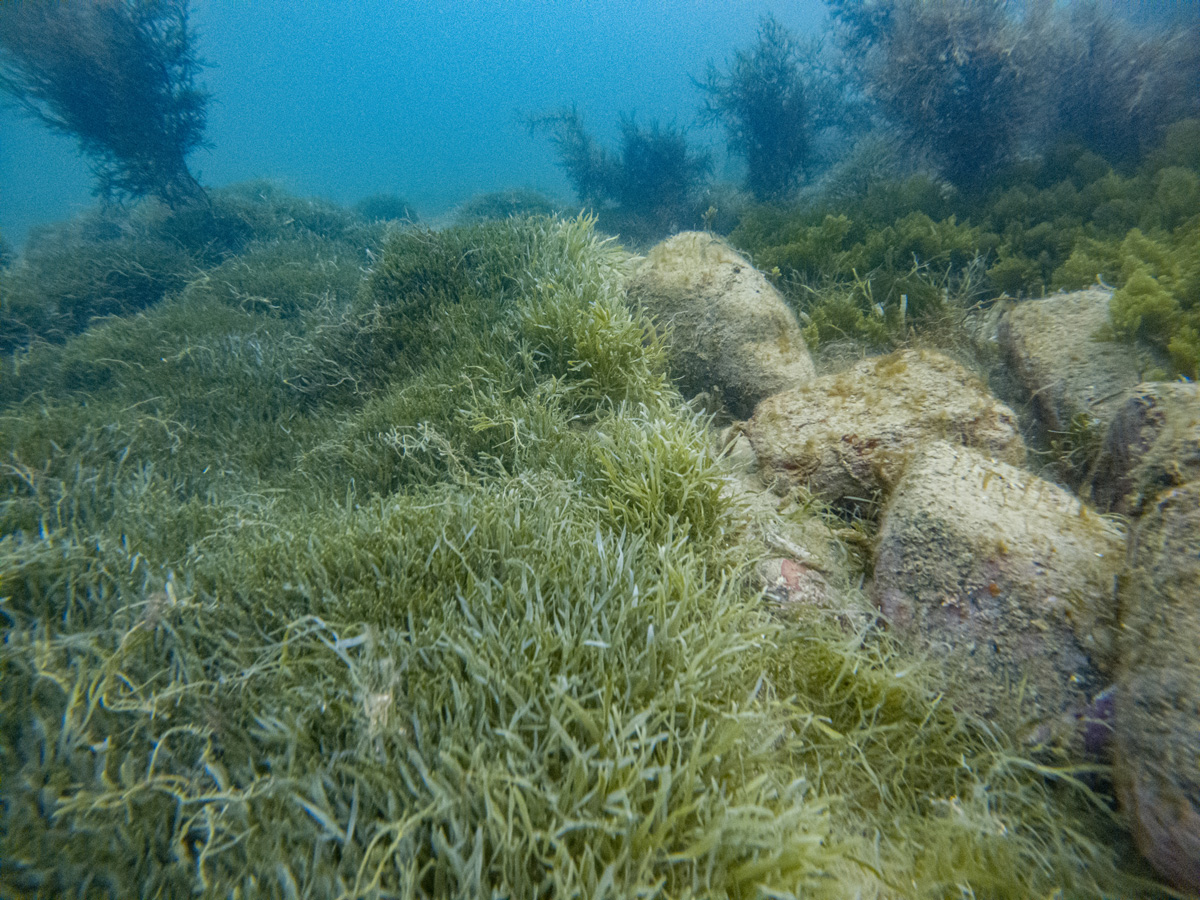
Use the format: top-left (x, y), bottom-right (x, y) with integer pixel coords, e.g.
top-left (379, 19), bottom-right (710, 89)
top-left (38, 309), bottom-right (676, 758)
top-left (872, 442), bottom-right (1125, 746)
top-left (999, 289), bottom-right (1145, 435)
top-left (1091, 381), bottom-right (1200, 515)
top-left (718, 429), bottom-right (872, 628)
top-left (626, 232), bottom-right (814, 418)
top-left (1115, 481), bottom-right (1200, 894)
top-left (746, 349), bottom-right (1025, 509)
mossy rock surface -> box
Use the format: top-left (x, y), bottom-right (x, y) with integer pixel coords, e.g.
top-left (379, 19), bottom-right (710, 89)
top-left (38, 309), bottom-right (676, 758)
top-left (626, 231), bottom-right (814, 418)
top-left (717, 429), bottom-right (870, 626)
top-left (745, 349), bottom-right (1025, 510)
top-left (1091, 381), bottom-right (1200, 515)
top-left (998, 289), bottom-right (1147, 436)
top-left (1115, 480), bottom-right (1200, 893)
top-left (872, 442), bottom-right (1124, 747)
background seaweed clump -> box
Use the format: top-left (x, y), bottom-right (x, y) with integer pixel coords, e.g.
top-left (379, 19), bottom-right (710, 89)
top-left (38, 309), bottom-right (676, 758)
top-left (0, 182), bottom-right (390, 355)
top-left (697, 14), bottom-right (856, 202)
top-left (0, 213), bottom-right (1149, 898)
top-left (725, 118), bottom-right (1200, 377)
top-left (528, 108), bottom-right (712, 246)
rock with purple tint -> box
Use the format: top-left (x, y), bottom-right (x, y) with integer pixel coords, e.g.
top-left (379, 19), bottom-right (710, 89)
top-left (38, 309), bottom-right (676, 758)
top-left (1114, 481), bottom-right (1200, 894)
top-left (871, 442), bottom-right (1124, 748)
top-left (1090, 380), bottom-right (1200, 515)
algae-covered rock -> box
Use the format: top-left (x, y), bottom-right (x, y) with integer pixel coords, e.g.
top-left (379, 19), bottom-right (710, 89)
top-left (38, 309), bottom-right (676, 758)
top-left (998, 289), bottom-right (1145, 435)
top-left (1091, 381), bottom-right (1200, 515)
top-left (1115, 481), bottom-right (1200, 893)
top-left (626, 231), bottom-right (814, 418)
top-left (872, 442), bottom-right (1125, 746)
top-left (717, 428), bottom-right (872, 628)
top-left (746, 349), bottom-right (1025, 509)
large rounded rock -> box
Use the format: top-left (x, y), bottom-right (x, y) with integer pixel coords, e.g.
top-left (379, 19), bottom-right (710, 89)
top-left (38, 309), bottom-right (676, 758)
top-left (1091, 381), bottom-right (1200, 515)
top-left (746, 349), bottom-right (1025, 509)
top-left (626, 232), bottom-right (814, 418)
top-left (1115, 481), bottom-right (1200, 893)
top-left (999, 289), bottom-right (1144, 435)
top-left (872, 442), bottom-right (1125, 746)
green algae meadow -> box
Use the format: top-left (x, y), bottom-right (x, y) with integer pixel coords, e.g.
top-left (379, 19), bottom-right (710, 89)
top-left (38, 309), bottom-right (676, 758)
top-left (0, 207), bottom-right (1171, 898)
top-left (729, 119), bottom-right (1200, 380)
top-left (4, 0), bottom-right (1200, 893)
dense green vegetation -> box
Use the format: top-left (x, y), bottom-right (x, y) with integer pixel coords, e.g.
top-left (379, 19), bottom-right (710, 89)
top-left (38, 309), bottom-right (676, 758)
top-left (0, 181), bottom-right (386, 354)
top-left (0, 212), bottom-right (1151, 897)
top-left (3, 0), bottom-right (1197, 891)
top-left (728, 120), bottom-right (1200, 378)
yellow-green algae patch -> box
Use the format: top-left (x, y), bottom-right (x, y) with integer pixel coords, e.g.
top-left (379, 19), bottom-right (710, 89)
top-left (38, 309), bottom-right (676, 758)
top-left (0, 216), bottom-right (1155, 897)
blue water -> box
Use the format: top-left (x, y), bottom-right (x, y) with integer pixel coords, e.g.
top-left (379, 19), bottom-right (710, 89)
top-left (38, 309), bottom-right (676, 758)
top-left (0, 0), bottom-right (829, 247)
top-left (4, 0), bottom-right (1196, 247)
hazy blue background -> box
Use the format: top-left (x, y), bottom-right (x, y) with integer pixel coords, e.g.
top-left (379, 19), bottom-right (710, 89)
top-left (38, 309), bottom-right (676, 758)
top-left (4, 0), bottom-right (1196, 249)
top-left (1, 0), bottom-right (828, 247)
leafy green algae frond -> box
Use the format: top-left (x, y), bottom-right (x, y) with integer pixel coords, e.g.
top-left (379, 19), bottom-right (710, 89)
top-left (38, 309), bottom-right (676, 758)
top-left (727, 119), bottom-right (1200, 376)
top-left (1, 215), bottom-right (1145, 897)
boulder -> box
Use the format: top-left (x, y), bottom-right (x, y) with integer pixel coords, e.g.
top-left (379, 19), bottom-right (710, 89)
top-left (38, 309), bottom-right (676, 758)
top-left (872, 442), bottom-right (1125, 746)
top-left (1115, 481), bottom-right (1200, 893)
top-left (626, 232), bottom-right (814, 418)
top-left (746, 349), bottom-right (1025, 510)
top-left (718, 428), bottom-right (872, 628)
top-left (1090, 381), bottom-right (1200, 515)
top-left (998, 289), bottom-right (1144, 435)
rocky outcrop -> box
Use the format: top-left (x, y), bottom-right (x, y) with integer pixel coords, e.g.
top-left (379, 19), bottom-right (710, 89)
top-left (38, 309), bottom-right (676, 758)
top-left (1090, 381), bottom-right (1200, 515)
top-left (1114, 481), bottom-right (1200, 894)
top-left (718, 428), bottom-right (873, 628)
top-left (999, 289), bottom-right (1145, 436)
top-left (746, 349), bottom-right (1025, 510)
top-left (626, 232), bottom-right (814, 418)
top-left (680, 260), bottom-right (1199, 885)
top-left (871, 442), bottom-right (1124, 746)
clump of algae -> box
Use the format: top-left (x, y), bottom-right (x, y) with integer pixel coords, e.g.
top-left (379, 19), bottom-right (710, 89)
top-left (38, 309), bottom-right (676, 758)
top-left (727, 119), bottom-right (1200, 382)
top-left (1, 214), bottom-right (1155, 897)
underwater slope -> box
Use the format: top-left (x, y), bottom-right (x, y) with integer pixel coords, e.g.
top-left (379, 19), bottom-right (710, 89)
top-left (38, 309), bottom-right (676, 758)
top-left (1, 215), bottom-right (1146, 898)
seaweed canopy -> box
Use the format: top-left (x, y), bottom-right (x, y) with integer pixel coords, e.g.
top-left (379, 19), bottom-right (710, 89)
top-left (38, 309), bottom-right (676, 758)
top-left (528, 107), bottom-right (711, 243)
top-left (831, 0), bottom-right (1041, 191)
top-left (698, 15), bottom-right (850, 201)
top-left (0, 215), bottom-right (1145, 897)
top-left (1048, 0), bottom-right (1200, 170)
top-left (0, 0), bottom-right (209, 206)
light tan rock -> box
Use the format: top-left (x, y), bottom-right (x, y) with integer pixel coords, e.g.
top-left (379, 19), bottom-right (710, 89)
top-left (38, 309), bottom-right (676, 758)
top-left (1091, 381), bottom-right (1200, 515)
top-left (626, 232), bottom-right (814, 418)
top-left (872, 442), bottom-right (1125, 746)
top-left (745, 349), bottom-right (1025, 510)
top-left (998, 289), bottom-right (1145, 435)
top-left (1114, 481), bottom-right (1200, 894)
